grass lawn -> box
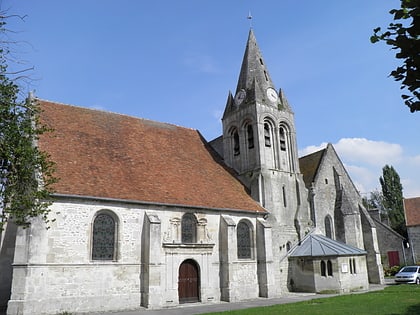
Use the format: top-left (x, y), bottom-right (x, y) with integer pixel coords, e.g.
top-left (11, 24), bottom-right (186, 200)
top-left (205, 285), bottom-right (420, 315)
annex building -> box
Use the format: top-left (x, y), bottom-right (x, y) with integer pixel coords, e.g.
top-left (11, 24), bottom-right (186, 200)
top-left (0, 30), bottom-right (384, 315)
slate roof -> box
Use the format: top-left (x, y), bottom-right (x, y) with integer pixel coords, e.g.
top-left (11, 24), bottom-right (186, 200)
top-left (404, 197), bottom-right (420, 227)
top-left (289, 234), bottom-right (366, 258)
top-left (299, 148), bottom-right (326, 189)
top-left (37, 99), bottom-right (266, 213)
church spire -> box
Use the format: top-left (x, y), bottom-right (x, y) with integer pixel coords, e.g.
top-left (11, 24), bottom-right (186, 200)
top-left (224, 29), bottom-right (289, 117)
top-left (236, 29), bottom-right (276, 94)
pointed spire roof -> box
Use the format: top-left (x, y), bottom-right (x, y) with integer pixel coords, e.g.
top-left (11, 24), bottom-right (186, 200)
top-left (236, 29), bottom-right (276, 94)
top-left (223, 29), bottom-right (292, 118)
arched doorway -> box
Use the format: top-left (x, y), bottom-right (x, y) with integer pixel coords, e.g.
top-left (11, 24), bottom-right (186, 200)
top-left (178, 259), bottom-right (200, 303)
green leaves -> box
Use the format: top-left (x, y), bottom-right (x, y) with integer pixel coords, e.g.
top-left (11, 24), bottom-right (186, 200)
top-left (372, 0), bottom-right (420, 112)
top-left (0, 16), bottom-right (58, 231)
top-left (379, 165), bottom-right (406, 238)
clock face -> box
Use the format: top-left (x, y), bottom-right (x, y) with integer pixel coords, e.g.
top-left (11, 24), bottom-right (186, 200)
top-left (266, 87), bottom-right (278, 102)
top-left (234, 89), bottom-right (246, 105)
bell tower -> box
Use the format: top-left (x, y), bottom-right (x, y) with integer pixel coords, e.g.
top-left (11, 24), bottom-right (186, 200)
top-left (221, 30), bottom-right (312, 242)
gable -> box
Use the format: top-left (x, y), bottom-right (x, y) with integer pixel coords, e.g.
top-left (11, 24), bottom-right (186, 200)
top-left (404, 197), bottom-right (420, 227)
top-left (37, 100), bottom-right (266, 213)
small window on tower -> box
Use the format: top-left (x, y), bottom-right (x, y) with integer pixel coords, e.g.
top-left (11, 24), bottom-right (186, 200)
top-left (280, 127), bottom-right (286, 151)
top-left (259, 58), bottom-right (264, 65)
top-left (233, 130), bottom-right (240, 156)
top-left (282, 186), bottom-right (287, 207)
top-left (264, 70), bottom-right (268, 81)
top-left (247, 125), bottom-right (254, 149)
top-left (264, 123), bottom-right (271, 147)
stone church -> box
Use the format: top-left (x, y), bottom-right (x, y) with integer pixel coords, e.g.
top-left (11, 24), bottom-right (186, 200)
top-left (0, 30), bottom-right (384, 315)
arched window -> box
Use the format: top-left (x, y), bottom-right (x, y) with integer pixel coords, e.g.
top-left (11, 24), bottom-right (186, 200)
top-left (350, 258), bottom-right (357, 274)
top-left (286, 241), bottom-right (292, 252)
top-left (233, 129), bottom-right (240, 156)
top-left (325, 215), bottom-right (333, 239)
top-left (182, 213), bottom-right (197, 243)
top-left (320, 260), bottom-right (326, 277)
top-left (279, 127), bottom-right (286, 151)
top-left (237, 220), bottom-right (252, 259)
top-left (327, 260), bottom-right (333, 276)
top-left (247, 124), bottom-right (254, 149)
top-left (92, 211), bottom-right (117, 260)
top-left (264, 123), bottom-right (271, 147)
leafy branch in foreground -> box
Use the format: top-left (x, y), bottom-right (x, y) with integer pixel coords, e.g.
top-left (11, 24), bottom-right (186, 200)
top-left (0, 14), bottom-right (58, 231)
top-left (371, 0), bottom-right (420, 112)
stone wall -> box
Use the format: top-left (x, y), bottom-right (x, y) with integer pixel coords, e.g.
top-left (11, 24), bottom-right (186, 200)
top-left (408, 226), bottom-right (420, 264)
top-left (372, 217), bottom-right (412, 266)
top-left (6, 197), bottom-right (272, 315)
top-left (0, 222), bottom-right (17, 312)
top-left (289, 255), bottom-right (368, 294)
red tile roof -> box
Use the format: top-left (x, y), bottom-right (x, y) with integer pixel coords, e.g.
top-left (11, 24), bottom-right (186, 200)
top-left (404, 197), bottom-right (420, 227)
top-left (37, 99), bottom-right (266, 213)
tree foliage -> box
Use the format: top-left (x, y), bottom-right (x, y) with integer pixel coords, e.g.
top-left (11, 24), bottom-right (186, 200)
top-left (371, 0), bottom-right (420, 112)
top-left (379, 165), bottom-right (406, 237)
top-left (0, 14), bottom-right (57, 231)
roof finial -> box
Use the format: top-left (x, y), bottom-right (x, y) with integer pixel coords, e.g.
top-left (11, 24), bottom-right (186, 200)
top-left (247, 11), bottom-right (253, 28)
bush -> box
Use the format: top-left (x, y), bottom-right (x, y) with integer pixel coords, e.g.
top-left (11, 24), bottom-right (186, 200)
top-left (383, 265), bottom-right (402, 277)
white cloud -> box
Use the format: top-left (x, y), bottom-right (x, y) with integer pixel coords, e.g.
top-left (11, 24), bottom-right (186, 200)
top-left (299, 142), bottom-right (328, 156)
top-left (334, 138), bottom-right (403, 166)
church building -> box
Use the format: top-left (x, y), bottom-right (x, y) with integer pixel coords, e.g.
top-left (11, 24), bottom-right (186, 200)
top-left (0, 30), bottom-right (383, 315)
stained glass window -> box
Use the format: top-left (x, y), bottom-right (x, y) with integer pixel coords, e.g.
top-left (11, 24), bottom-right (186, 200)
top-left (237, 221), bottom-right (251, 259)
top-left (182, 213), bottom-right (197, 243)
top-left (92, 213), bottom-right (116, 260)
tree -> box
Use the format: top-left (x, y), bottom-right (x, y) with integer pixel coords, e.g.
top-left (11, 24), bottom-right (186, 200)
top-left (371, 0), bottom-right (420, 112)
top-left (379, 165), bottom-right (406, 237)
top-left (0, 14), bottom-right (57, 231)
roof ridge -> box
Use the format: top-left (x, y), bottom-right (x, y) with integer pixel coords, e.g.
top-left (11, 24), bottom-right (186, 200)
top-left (36, 98), bottom-right (197, 132)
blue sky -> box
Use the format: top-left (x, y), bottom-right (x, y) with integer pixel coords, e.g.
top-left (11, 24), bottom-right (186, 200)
top-left (3, 0), bottom-right (419, 198)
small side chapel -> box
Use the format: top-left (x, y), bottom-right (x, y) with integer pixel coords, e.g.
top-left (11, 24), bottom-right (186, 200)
top-left (0, 30), bottom-right (383, 315)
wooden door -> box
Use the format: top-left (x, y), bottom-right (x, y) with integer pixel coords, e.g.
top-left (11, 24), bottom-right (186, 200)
top-left (178, 259), bottom-right (200, 303)
top-left (388, 251), bottom-right (400, 267)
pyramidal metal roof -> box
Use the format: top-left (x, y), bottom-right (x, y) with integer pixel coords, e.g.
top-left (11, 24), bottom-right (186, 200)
top-left (289, 234), bottom-right (367, 258)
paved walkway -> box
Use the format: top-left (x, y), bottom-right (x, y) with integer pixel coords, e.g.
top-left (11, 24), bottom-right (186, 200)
top-left (88, 283), bottom-right (389, 315)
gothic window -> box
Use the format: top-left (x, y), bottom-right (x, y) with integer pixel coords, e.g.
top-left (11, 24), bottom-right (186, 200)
top-left (181, 213), bottom-right (197, 244)
top-left (247, 124), bottom-right (254, 149)
top-left (233, 129), bottom-right (240, 156)
top-left (321, 260), bottom-right (326, 277)
top-left (279, 127), bottom-right (286, 151)
top-left (286, 241), bottom-right (292, 252)
top-left (92, 211), bottom-right (117, 261)
top-left (325, 215), bottom-right (333, 239)
top-left (327, 260), bottom-right (333, 276)
top-left (264, 123), bottom-right (271, 147)
top-left (237, 220), bottom-right (252, 259)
